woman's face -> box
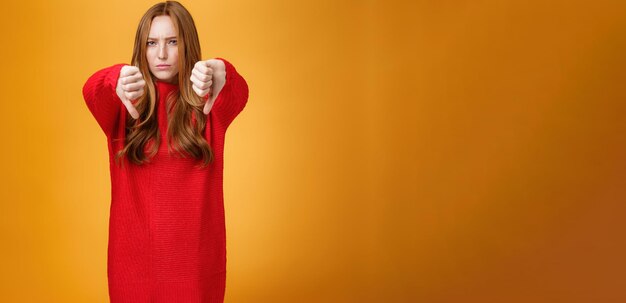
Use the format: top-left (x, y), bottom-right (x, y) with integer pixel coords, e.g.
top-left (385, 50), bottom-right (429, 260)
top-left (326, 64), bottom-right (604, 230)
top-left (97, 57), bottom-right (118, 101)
top-left (146, 15), bottom-right (179, 84)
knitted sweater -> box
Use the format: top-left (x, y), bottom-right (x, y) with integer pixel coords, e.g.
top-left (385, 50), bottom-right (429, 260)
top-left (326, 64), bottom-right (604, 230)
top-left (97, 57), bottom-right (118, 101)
top-left (82, 58), bottom-right (248, 303)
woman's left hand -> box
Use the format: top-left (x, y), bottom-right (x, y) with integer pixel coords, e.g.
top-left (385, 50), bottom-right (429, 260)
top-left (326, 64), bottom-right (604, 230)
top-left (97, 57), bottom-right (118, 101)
top-left (190, 58), bottom-right (226, 114)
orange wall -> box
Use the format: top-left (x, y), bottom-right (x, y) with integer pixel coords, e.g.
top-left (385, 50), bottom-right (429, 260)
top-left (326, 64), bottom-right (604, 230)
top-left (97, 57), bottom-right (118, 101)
top-left (1, 0), bottom-right (626, 302)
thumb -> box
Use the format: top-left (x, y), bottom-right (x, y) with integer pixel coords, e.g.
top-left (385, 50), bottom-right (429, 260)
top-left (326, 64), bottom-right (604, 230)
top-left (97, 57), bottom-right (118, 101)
top-left (122, 97), bottom-right (140, 119)
top-left (116, 75), bottom-right (140, 119)
top-left (203, 88), bottom-right (214, 115)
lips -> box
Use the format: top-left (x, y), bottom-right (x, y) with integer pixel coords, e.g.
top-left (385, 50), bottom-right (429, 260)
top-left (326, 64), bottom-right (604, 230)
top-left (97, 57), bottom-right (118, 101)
top-left (157, 64), bottom-right (171, 67)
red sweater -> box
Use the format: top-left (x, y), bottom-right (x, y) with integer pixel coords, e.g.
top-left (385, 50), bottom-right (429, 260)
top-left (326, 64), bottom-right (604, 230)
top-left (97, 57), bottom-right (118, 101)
top-left (83, 58), bottom-right (248, 303)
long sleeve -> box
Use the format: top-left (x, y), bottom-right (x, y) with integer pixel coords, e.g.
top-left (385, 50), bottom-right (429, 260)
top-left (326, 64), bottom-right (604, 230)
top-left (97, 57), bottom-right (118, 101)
top-left (206, 58), bottom-right (249, 129)
top-left (83, 63), bottom-right (127, 137)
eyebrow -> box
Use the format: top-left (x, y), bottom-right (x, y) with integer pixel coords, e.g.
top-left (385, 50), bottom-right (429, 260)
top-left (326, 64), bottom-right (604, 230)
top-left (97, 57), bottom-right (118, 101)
top-left (147, 36), bottom-right (177, 40)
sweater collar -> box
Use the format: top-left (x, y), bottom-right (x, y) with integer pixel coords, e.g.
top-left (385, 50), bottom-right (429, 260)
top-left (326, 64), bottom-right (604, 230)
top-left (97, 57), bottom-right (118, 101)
top-left (155, 79), bottom-right (179, 93)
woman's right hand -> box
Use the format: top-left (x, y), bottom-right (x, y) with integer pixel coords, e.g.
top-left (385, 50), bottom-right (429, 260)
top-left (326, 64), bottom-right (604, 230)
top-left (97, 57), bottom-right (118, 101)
top-left (116, 65), bottom-right (145, 119)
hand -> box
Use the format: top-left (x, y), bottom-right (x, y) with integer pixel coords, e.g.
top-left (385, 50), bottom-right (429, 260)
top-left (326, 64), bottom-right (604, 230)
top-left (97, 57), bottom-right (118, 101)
top-left (190, 59), bottom-right (226, 114)
top-left (116, 65), bottom-right (145, 119)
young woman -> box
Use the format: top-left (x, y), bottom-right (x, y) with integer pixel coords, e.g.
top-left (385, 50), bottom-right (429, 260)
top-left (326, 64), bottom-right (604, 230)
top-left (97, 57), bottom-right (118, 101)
top-left (82, 1), bottom-right (248, 302)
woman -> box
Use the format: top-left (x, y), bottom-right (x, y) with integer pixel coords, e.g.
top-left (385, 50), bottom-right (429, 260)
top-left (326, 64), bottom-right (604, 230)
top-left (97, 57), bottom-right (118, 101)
top-left (82, 1), bottom-right (249, 302)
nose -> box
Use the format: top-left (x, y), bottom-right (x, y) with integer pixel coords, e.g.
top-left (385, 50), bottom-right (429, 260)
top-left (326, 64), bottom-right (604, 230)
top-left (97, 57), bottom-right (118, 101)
top-left (158, 44), bottom-right (167, 60)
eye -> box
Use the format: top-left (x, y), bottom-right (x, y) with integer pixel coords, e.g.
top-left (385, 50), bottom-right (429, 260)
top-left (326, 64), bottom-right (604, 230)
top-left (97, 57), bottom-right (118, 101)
top-left (147, 41), bottom-right (156, 46)
top-left (169, 40), bottom-right (177, 45)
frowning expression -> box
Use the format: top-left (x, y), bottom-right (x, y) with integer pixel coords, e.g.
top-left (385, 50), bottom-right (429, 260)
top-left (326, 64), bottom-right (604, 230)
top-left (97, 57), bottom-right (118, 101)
top-left (146, 15), bottom-right (179, 84)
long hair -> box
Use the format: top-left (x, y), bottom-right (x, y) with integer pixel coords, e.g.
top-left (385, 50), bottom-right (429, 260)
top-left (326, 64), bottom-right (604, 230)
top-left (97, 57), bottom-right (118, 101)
top-left (114, 0), bottom-right (213, 168)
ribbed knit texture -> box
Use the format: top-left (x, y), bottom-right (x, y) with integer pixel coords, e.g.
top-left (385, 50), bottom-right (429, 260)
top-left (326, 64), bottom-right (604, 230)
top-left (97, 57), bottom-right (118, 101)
top-left (82, 58), bottom-right (249, 303)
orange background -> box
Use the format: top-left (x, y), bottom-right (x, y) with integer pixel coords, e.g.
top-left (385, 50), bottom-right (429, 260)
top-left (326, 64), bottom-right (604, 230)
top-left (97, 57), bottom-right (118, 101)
top-left (1, 0), bottom-right (626, 302)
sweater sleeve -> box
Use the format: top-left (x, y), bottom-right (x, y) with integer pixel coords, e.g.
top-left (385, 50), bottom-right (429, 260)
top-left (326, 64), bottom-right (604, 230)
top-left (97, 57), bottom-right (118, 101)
top-left (83, 63), bottom-right (127, 137)
top-left (204, 58), bottom-right (249, 129)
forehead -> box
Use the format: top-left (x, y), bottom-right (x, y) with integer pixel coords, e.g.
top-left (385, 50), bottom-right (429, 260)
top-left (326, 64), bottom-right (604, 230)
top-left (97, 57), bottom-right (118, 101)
top-left (148, 15), bottom-right (177, 38)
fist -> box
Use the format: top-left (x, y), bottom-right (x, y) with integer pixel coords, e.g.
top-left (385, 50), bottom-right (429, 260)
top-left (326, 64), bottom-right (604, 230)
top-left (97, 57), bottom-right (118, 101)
top-left (116, 65), bottom-right (145, 119)
top-left (190, 59), bottom-right (226, 114)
